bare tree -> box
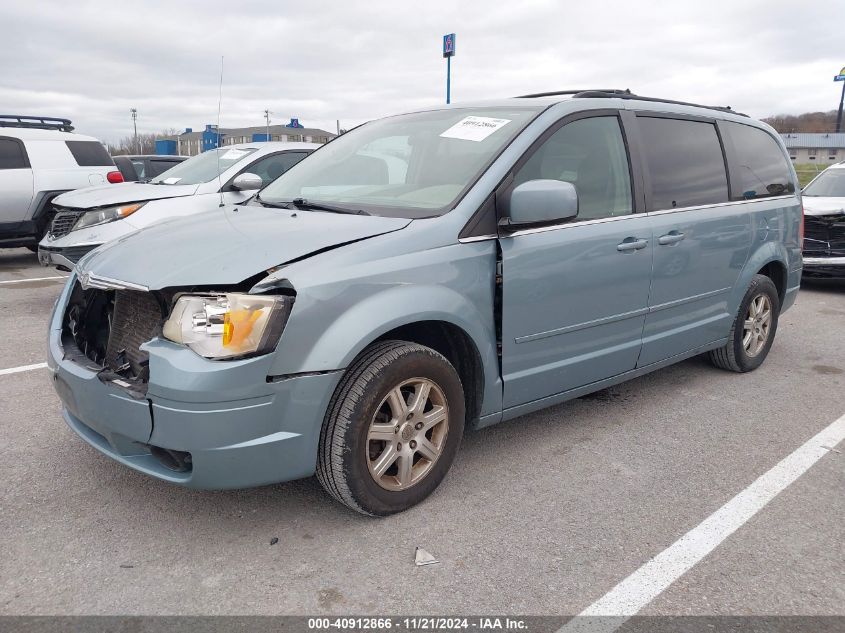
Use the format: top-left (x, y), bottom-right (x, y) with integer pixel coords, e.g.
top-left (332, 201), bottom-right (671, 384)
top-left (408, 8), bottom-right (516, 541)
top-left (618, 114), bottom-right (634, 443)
top-left (763, 111), bottom-right (840, 134)
top-left (108, 128), bottom-right (180, 155)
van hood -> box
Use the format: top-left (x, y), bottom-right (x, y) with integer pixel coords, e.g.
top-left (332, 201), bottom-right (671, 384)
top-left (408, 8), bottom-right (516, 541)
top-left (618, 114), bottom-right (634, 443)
top-left (54, 182), bottom-right (200, 209)
top-left (77, 205), bottom-right (412, 289)
top-left (802, 196), bottom-right (845, 217)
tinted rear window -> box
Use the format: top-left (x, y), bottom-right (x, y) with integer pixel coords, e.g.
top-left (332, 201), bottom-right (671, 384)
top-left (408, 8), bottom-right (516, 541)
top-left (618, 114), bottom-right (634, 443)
top-left (65, 140), bottom-right (114, 167)
top-left (148, 159), bottom-right (180, 177)
top-left (0, 138), bottom-right (29, 169)
top-left (639, 117), bottom-right (729, 210)
top-left (723, 122), bottom-right (795, 199)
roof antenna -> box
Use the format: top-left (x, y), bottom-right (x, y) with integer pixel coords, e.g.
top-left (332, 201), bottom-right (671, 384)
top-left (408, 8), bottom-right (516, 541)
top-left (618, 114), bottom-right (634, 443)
top-left (216, 55), bottom-right (225, 208)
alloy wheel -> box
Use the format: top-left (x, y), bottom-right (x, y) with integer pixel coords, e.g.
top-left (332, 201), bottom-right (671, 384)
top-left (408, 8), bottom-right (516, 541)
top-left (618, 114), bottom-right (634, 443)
top-left (366, 378), bottom-right (450, 491)
top-left (742, 294), bottom-right (772, 358)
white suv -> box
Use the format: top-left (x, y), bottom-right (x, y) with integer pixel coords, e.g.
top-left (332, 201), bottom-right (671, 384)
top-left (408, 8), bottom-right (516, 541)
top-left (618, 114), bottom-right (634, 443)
top-left (0, 115), bottom-right (123, 250)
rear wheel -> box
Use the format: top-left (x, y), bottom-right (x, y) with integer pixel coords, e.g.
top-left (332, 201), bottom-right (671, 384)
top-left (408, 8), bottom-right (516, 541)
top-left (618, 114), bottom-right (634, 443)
top-left (317, 340), bottom-right (465, 516)
top-left (708, 274), bottom-right (780, 372)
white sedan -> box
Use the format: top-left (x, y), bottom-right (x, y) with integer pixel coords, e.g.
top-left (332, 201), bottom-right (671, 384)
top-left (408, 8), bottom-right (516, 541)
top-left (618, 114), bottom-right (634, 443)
top-left (38, 142), bottom-right (317, 269)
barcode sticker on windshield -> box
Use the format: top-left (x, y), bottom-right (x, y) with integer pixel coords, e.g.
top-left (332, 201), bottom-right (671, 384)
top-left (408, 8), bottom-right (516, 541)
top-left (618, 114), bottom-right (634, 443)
top-left (440, 116), bottom-right (511, 142)
top-left (221, 149), bottom-right (248, 160)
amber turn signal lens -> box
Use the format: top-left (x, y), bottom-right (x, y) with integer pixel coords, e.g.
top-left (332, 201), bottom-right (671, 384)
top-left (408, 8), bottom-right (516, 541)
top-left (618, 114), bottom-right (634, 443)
top-left (223, 308), bottom-right (264, 348)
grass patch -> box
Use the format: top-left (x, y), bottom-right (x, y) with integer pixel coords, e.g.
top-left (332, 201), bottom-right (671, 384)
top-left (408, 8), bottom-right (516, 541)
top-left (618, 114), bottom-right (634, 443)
top-left (793, 163), bottom-right (826, 188)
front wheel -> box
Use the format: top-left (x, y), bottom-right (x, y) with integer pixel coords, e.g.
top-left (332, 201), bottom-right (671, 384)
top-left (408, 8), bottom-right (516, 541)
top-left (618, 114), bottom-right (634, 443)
top-left (708, 274), bottom-right (780, 372)
top-left (317, 340), bottom-right (465, 516)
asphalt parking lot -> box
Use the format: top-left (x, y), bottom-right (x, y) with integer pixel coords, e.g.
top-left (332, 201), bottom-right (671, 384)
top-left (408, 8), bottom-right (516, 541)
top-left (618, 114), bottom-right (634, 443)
top-left (1, 246), bottom-right (843, 618)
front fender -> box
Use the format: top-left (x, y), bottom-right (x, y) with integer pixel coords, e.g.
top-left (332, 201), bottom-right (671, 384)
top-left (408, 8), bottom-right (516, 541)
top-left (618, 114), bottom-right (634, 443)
top-left (266, 243), bottom-right (502, 417)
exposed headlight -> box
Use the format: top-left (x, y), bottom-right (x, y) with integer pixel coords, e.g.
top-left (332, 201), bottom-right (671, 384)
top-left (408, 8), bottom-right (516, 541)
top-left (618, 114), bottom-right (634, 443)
top-left (72, 202), bottom-right (146, 231)
top-left (162, 293), bottom-right (293, 359)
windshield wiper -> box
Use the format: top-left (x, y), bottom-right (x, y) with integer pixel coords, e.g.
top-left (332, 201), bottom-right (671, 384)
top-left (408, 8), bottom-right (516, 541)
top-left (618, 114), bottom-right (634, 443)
top-left (291, 198), bottom-right (371, 216)
top-left (253, 193), bottom-right (290, 208)
top-left (252, 195), bottom-right (371, 215)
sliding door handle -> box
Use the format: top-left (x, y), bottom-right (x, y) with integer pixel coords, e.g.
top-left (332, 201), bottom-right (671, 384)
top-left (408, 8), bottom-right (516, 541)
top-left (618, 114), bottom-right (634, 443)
top-left (617, 238), bottom-right (649, 252)
top-left (658, 231), bottom-right (685, 246)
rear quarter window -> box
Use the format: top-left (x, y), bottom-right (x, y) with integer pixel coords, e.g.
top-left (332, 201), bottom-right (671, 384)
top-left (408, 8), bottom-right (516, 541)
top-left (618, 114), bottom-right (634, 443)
top-left (723, 122), bottom-right (795, 199)
top-left (0, 138), bottom-right (30, 169)
top-left (638, 117), bottom-right (729, 211)
top-left (65, 140), bottom-right (114, 167)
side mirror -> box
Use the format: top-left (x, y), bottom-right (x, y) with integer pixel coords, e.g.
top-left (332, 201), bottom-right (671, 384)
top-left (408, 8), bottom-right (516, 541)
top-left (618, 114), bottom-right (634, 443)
top-left (506, 179), bottom-right (578, 225)
top-left (231, 172), bottom-right (263, 191)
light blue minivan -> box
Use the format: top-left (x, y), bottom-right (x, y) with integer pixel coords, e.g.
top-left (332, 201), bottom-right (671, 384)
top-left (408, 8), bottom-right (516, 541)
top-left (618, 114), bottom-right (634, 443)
top-left (47, 90), bottom-right (803, 515)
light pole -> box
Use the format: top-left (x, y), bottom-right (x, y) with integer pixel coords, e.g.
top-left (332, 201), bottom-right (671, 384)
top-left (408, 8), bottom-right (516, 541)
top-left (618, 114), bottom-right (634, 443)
top-left (130, 108), bottom-right (138, 153)
top-left (264, 109), bottom-right (272, 142)
top-left (443, 33), bottom-right (455, 104)
top-left (835, 67), bottom-right (845, 133)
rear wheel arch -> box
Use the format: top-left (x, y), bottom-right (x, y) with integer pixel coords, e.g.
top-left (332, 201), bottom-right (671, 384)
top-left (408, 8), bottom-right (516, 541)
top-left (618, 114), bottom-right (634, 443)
top-left (731, 242), bottom-right (788, 312)
top-left (30, 190), bottom-right (69, 237)
top-left (755, 260), bottom-right (787, 306)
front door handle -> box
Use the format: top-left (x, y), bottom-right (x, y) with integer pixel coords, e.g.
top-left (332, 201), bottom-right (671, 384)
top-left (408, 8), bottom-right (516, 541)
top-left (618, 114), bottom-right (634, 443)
top-left (658, 231), bottom-right (685, 246)
top-left (617, 237), bottom-right (649, 252)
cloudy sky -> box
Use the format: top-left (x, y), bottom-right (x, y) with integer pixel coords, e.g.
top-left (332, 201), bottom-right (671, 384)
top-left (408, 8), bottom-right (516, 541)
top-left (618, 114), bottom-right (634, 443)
top-left (2, 0), bottom-right (842, 143)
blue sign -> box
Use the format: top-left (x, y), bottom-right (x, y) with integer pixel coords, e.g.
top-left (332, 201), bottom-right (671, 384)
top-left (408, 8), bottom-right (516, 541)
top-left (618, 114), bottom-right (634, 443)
top-left (287, 118), bottom-right (302, 128)
top-left (443, 33), bottom-right (455, 58)
top-left (835, 75), bottom-right (845, 82)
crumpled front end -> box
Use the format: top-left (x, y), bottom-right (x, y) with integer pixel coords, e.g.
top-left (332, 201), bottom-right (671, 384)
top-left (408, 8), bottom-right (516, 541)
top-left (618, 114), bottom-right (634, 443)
top-left (47, 273), bottom-right (341, 489)
top-left (803, 211), bottom-right (845, 278)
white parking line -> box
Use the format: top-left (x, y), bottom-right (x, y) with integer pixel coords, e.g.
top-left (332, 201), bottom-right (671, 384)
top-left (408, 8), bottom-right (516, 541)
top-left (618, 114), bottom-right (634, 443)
top-left (559, 412), bottom-right (845, 633)
top-left (0, 362), bottom-right (48, 376)
top-left (0, 276), bottom-right (66, 285)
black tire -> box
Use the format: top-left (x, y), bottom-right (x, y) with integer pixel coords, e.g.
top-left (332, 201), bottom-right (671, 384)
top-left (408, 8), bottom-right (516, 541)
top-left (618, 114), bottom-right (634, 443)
top-left (708, 274), bottom-right (780, 372)
top-left (317, 340), bottom-right (465, 516)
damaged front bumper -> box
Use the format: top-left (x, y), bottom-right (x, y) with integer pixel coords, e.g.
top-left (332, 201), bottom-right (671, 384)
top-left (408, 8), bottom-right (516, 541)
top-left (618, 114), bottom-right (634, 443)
top-left (38, 243), bottom-right (100, 270)
top-left (47, 275), bottom-right (342, 489)
top-left (803, 211), bottom-right (845, 278)
top-left (801, 255), bottom-right (845, 278)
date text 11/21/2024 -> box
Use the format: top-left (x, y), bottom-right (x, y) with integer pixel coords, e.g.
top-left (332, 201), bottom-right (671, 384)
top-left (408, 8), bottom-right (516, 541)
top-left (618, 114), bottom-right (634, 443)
top-left (307, 617), bottom-right (529, 630)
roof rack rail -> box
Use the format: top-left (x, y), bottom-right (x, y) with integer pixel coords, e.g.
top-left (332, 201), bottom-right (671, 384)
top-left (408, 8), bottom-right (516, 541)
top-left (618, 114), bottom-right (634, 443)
top-left (517, 89), bottom-right (631, 99)
top-left (0, 115), bottom-right (74, 132)
top-left (571, 91), bottom-right (748, 117)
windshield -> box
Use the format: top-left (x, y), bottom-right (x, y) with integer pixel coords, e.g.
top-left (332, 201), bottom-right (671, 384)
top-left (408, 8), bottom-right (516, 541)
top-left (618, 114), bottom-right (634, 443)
top-left (803, 168), bottom-right (845, 197)
top-left (151, 147), bottom-right (257, 185)
top-left (258, 106), bottom-right (543, 217)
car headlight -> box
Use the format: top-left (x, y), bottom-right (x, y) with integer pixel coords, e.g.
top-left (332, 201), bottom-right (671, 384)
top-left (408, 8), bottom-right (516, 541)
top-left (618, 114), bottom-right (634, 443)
top-left (72, 202), bottom-right (146, 231)
top-left (162, 293), bottom-right (293, 359)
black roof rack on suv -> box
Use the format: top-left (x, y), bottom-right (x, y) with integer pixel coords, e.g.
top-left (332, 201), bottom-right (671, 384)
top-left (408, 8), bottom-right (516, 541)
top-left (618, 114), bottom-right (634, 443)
top-left (0, 115), bottom-right (75, 132)
top-left (517, 90), bottom-right (748, 118)
top-left (517, 89), bottom-right (632, 98)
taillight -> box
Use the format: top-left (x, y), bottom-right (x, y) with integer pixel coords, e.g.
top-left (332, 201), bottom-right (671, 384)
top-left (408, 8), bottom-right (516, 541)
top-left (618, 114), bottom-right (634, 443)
top-left (107, 171), bottom-right (124, 184)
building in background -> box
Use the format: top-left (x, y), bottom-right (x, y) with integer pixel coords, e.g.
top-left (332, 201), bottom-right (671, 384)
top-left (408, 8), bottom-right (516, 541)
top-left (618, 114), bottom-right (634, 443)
top-left (781, 133), bottom-right (845, 165)
top-left (156, 120), bottom-right (335, 156)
